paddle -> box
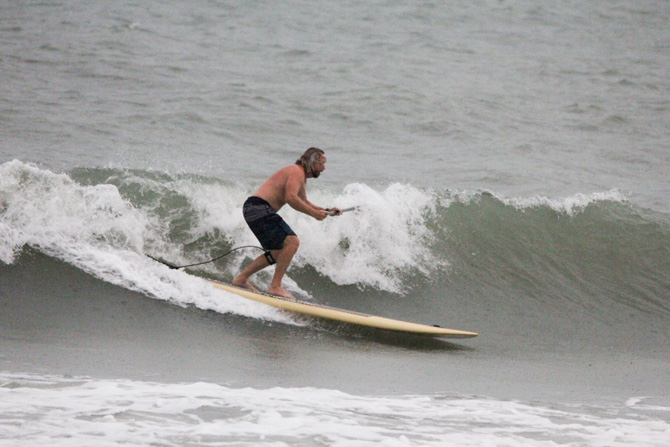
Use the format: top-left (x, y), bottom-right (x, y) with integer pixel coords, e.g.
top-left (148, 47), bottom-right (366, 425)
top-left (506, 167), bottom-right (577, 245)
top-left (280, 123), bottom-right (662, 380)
top-left (327, 206), bottom-right (359, 216)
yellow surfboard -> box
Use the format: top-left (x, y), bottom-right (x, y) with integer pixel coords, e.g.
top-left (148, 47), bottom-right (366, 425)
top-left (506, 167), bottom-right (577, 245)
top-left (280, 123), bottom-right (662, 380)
top-left (207, 279), bottom-right (478, 339)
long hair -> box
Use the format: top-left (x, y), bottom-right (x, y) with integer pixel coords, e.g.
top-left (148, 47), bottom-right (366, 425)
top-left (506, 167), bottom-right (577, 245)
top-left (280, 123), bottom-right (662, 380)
top-left (295, 147), bottom-right (324, 175)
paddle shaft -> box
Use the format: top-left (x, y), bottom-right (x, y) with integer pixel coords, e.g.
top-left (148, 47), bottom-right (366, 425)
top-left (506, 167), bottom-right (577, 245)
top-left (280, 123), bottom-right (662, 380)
top-left (327, 206), bottom-right (358, 216)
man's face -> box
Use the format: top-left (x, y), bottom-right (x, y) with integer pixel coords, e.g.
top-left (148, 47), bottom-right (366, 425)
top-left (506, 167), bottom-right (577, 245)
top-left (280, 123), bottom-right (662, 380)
top-left (312, 155), bottom-right (326, 178)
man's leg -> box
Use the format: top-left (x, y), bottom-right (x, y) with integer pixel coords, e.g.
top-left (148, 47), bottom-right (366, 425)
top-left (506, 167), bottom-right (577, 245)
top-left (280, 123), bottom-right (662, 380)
top-left (232, 235), bottom-right (299, 296)
top-left (268, 235), bottom-right (299, 298)
top-left (232, 254), bottom-right (269, 290)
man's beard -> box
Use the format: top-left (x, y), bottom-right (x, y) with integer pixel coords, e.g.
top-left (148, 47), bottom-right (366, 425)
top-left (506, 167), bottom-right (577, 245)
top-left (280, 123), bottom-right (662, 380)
top-left (310, 169), bottom-right (321, 178)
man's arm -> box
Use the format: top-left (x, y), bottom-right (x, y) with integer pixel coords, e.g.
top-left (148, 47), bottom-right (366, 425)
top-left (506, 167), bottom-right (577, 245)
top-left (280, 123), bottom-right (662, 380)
top-left (304, 199), bottom-right (342, 216)
top-left (284, 169), bottom-right (328, 220)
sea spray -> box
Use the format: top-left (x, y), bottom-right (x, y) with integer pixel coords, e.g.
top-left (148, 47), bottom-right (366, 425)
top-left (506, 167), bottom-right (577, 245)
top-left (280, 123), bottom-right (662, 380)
top-left (288, 182), bottom-right (444, 293)
top-left (0, 160), bottom-right (146, 263)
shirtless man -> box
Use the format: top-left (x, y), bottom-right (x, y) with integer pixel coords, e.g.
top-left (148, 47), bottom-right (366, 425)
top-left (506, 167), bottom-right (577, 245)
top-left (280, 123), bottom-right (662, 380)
top-left (232, 147), bottom-right (341, 298)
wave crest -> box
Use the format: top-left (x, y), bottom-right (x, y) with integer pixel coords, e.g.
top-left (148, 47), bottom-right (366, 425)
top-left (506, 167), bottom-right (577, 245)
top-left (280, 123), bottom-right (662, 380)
top-left (2, 161), bottom-right (668, 319)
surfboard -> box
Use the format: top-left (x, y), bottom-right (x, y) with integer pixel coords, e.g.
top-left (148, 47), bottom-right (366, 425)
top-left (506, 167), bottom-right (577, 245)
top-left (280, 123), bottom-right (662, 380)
top-left (206, 279), bottom-right (478, 339)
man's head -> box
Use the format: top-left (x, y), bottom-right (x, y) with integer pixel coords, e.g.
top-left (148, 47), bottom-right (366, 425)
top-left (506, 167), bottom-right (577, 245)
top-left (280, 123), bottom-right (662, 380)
top-left (296, 147), bottom-right (326, 178)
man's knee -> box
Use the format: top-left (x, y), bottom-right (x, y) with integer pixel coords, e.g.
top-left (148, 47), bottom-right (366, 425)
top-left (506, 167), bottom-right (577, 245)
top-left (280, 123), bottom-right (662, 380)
top-left (269, 236), bottom-right (299, 262)
top-left (284, 235), bottom-right (299, 251)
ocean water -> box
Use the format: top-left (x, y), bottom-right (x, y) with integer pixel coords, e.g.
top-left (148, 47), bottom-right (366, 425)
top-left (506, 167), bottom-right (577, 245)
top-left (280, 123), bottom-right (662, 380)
top-left (2, 1), bottom-right (669, 446)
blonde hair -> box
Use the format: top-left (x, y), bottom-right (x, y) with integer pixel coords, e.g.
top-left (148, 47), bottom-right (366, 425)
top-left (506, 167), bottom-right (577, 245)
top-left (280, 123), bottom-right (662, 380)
top-left (295, 147), bottom-right (324, 174)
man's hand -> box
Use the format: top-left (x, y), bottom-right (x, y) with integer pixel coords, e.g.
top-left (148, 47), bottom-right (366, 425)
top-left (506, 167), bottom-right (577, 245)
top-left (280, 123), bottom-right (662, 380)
top-left (312, 208), bottom-right (330, 221)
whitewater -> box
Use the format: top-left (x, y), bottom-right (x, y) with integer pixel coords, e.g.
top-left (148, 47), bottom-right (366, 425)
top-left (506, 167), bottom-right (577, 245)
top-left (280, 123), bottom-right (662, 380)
top-left (2, 1), bottom-right (670, 445)
top-left (2, 372), bottom-right (668, 447)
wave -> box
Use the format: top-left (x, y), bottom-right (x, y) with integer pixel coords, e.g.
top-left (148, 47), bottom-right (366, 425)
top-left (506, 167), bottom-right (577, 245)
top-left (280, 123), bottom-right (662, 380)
top-left (436, 189), bottom-right (670, 317)
top-left (0, 160), bottom-right (290, 323)
top-left (2, 160), bottom-right (669, 322)
top-left (2, 371), bottom-right (668, 447)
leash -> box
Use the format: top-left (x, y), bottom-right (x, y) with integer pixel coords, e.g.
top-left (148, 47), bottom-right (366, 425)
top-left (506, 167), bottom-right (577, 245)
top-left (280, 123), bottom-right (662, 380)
top-left (146, 245), bottom-right (266, 270)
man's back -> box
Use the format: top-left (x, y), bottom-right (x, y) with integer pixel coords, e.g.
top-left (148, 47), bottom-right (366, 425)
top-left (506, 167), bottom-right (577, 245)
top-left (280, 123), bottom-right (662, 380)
top-left (253, 164), bottom-right (305, 212)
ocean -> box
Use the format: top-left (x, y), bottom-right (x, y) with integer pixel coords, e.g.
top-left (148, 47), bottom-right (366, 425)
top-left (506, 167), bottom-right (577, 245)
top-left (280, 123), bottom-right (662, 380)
top-left (1, 1), bottom-right (669, 445)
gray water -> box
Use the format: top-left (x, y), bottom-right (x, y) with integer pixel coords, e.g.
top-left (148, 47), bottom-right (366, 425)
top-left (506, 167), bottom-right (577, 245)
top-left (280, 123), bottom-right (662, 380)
top-left (2, 1), bottom-right (669, 446)
top-left (3, 1), bottom-right (669, 209)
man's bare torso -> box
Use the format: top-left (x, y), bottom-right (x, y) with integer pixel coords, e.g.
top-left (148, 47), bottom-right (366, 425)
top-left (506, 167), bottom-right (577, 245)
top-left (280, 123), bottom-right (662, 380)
top-left (253, 164), bottom-right (306, 211)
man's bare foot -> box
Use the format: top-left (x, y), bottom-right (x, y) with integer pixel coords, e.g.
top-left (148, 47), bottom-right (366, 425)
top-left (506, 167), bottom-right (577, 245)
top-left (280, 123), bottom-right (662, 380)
top-left (232, 276), bottom-right (258, 292)
top-left (269, 286), bottom-right (295, 299)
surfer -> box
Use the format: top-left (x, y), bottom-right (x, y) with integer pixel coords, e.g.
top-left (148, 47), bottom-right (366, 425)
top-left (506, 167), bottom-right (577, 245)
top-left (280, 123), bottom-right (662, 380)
top-left (233, 147), bottom-right (341, 298)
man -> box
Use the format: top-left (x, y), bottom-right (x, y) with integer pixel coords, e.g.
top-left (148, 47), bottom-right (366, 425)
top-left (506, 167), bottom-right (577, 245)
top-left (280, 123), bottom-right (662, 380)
top-left (233, 147), bottom-right (341, 298)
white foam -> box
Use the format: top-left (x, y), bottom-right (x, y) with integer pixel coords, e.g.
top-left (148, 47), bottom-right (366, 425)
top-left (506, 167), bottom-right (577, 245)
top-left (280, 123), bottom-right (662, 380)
top-left (169, 177), bottom-right (252, 245)
top-left (447, 188), bottom-right (628, 216)
top-left (1, 372), bottom-right (668, 447)
top-left (283, 182), bottom-right (445, 293)
top-left (0, 160), bottom-right (291, 323)
top-left (501, 189), bottom-right (628, 216)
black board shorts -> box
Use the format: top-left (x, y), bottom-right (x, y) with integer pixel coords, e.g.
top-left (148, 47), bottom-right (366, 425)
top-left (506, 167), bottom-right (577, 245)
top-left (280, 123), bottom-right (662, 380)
top-left (242, 196), bottom-right (297, 250)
